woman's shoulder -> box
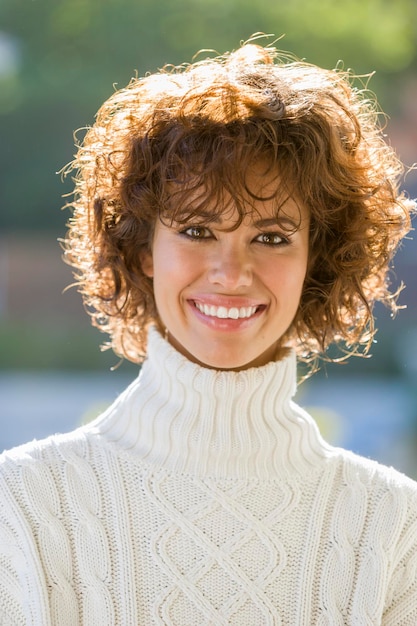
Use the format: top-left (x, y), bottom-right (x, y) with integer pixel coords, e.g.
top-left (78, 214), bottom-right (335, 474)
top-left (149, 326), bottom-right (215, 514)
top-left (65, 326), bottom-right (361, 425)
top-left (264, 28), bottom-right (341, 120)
top-left (330, 445), bottom-right (417, 505)
top-left (0, 427), bottom-right (112, 540)
top-left (0, 427), bottom-right (92, 479)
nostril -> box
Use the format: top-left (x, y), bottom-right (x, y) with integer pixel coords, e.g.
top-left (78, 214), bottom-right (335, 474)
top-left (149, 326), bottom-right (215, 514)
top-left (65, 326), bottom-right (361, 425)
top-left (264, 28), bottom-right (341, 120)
top-left (207, 261), bottom-right (252, 288)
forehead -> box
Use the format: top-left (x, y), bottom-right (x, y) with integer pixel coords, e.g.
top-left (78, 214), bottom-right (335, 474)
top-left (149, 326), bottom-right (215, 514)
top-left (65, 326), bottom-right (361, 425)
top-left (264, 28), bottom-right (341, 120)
top-left (162, 160), bottom-right (307, 226)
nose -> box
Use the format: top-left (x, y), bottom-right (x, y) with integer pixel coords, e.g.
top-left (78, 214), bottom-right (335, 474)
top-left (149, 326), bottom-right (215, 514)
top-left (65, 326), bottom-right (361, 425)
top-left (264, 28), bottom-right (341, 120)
top-left (207, 246), bottom-right (253, 290)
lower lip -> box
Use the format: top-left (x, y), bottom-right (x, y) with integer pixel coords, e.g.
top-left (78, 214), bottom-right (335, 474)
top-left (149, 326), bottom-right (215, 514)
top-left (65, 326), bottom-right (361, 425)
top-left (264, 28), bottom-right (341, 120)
top-left (189, 302), bottom-right (265, 331)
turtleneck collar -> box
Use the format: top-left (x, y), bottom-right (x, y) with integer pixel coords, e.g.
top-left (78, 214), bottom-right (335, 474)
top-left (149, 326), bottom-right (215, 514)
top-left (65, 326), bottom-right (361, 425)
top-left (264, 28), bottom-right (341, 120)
top-left (89, 327), bottom-right (333, 480)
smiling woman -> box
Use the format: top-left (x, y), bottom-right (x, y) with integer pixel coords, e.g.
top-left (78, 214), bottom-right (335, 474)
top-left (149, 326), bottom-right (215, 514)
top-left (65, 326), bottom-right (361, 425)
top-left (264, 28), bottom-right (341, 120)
top-left (140, 169), bottom-right (310, 370)
top-left (1, 39), bottom-right (417, 625)
top-left (60, 42), bottom-right (413, 371)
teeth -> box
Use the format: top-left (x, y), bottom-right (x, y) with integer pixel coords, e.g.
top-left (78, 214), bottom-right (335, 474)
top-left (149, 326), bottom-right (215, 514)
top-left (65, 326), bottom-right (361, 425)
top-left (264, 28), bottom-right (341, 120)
top-left (195, 303), bottom-right (258, 319)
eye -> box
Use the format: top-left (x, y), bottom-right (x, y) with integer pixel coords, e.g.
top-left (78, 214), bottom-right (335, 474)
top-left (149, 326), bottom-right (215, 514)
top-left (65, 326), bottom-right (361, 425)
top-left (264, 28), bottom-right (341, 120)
top-left (181, 225), bottom-right (212, 240)
top-left (254, 232), bottom-right (288, 246)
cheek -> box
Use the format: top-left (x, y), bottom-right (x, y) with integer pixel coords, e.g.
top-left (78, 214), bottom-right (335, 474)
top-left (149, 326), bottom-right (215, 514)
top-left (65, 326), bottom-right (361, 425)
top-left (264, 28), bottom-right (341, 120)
top-left (267, 258), bottom-right (307, 293)
top-left (152, 244), bottom-right (197, 294)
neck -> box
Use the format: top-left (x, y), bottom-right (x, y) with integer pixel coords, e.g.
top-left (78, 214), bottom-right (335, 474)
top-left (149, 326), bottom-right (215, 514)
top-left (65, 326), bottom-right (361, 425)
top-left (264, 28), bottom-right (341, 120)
top-left (90, 327), bottom-right (333, 479)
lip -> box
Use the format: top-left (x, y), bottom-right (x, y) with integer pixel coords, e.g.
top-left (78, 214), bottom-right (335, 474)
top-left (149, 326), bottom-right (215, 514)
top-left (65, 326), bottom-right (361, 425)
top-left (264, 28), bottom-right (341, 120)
top-left (191, 295), bottom-right (265, 308)
top-left (188, 297), bottom-right (267, 331)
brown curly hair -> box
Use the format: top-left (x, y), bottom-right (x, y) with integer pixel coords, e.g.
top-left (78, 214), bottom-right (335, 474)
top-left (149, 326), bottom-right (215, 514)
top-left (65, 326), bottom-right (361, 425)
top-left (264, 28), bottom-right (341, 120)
top-left (62, 41), bottom-right (415, 366)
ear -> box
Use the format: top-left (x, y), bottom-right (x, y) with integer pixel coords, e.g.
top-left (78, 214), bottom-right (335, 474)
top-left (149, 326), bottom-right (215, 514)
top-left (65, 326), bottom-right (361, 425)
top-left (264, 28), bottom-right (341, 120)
top-left (140, 249), bottom-right (154, 278)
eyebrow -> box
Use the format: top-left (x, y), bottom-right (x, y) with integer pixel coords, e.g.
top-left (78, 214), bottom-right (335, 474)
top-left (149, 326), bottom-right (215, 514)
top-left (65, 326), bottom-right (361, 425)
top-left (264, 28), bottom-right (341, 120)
top-left (253, 217), bottom-right (300, 230)
top-left (170, 213), bottom-right (301, 231)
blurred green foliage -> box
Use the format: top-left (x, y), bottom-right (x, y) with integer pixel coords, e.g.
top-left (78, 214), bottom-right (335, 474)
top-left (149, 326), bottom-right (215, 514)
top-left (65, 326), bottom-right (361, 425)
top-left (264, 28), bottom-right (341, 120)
top-left (0, 318), bottom-right (138, 372)
top-left (1, 0), bottom-right (417, 231)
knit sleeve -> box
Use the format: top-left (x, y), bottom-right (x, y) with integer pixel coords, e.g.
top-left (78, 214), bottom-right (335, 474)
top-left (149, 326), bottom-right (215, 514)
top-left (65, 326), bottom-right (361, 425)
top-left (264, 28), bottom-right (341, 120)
top-left (382, 487), bottom-right (417, 625)
top-left (0, 514), bottom-right (26, 625)
top-left (0, 460), bottom-right (50, 626)
top-left (0, 482), bottom-right (31, 625)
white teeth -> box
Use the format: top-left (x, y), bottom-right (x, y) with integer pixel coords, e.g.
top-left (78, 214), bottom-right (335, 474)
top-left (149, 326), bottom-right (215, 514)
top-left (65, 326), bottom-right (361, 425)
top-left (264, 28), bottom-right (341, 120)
top-left (218, 306), bottom-right (228, 318)
top-left (195, 302), bottom-right (258, 319)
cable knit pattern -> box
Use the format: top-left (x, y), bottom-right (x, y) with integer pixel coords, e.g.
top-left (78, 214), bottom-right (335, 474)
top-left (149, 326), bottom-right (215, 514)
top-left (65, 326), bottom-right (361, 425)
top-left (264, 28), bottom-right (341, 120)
top-left (1, 327), bottom-right (417, 625)
top-left (21, 460), bottom-right (78, 624)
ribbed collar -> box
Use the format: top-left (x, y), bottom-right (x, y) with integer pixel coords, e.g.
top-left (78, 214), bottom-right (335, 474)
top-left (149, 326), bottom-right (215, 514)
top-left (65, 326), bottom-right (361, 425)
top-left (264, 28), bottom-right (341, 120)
top-left (89, 327), bottom-right (333, 479)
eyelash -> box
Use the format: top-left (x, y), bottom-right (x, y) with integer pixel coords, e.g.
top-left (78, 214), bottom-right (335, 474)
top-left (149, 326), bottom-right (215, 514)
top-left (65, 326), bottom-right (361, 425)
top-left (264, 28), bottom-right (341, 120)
top-left (254, 232), bottom-right (289, 246)
top-left (180, 226), bottom-right (290, 246)
top-left (181, 226), bottom-right (212, 240)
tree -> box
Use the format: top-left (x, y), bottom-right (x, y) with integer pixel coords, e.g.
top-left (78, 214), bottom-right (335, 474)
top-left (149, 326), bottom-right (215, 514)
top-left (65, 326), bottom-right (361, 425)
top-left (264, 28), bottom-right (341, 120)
top-left (1, 0), bottom-right (416, 230)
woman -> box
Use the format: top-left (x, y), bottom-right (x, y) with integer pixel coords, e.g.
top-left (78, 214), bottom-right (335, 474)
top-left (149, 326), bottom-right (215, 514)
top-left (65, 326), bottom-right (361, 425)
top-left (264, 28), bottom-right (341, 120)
top-left (1, 41), bottom-right (416, 625)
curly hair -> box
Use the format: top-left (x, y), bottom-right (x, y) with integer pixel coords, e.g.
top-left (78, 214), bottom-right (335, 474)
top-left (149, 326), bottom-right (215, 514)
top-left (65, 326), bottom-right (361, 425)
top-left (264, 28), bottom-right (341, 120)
top-left (62, 40), bottom-right (415, 366)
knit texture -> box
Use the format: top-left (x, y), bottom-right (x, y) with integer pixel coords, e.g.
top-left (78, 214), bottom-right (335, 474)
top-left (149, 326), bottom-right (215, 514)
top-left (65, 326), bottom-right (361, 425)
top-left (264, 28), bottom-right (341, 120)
top-left (1, 327), bottom-right (417, 625)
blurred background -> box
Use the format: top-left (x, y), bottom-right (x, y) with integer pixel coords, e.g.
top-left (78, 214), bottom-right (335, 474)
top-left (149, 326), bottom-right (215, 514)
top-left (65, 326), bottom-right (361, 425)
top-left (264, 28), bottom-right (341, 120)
top-left (1, 0), bottom-right (416, 476)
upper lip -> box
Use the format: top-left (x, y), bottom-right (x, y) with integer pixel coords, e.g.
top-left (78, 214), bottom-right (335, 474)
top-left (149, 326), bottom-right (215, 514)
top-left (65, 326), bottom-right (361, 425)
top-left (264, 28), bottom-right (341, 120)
top-left (190, 295), bottom-right (266, 308)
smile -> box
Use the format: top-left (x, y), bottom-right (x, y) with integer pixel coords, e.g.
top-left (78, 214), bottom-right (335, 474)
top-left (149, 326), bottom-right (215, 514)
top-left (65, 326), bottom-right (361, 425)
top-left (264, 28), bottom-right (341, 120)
top-left (194, 302), bottom-right (259, 319)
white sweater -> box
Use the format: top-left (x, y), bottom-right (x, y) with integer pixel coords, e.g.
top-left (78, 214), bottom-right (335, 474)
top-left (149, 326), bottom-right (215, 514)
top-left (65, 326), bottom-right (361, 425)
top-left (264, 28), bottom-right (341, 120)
top-left (1, 328), bottom-right (417, 625)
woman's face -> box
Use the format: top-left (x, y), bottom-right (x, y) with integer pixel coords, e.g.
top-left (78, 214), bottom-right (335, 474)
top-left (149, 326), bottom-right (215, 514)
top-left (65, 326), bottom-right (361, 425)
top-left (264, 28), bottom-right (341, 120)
top-left (141, 174), bottom-right (310, 371)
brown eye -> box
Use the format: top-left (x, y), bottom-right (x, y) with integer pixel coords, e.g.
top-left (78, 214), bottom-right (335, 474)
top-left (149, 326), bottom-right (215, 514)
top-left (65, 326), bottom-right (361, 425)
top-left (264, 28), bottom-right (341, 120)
top-left (182, 226), bottom-right (212, 239)
top-left (255, 232), bottom-right (286, 245)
